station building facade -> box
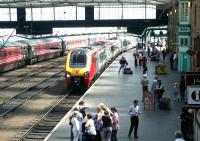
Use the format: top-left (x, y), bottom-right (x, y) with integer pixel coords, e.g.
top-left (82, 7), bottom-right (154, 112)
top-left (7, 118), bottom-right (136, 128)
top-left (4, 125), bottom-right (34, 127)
top-left (168, 0), bottom-right (200, 140)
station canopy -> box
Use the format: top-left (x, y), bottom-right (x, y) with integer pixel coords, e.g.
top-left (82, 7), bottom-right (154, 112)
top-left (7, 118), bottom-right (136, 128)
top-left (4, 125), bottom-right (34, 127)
top-left (0, 0), bottom-right (171, 8)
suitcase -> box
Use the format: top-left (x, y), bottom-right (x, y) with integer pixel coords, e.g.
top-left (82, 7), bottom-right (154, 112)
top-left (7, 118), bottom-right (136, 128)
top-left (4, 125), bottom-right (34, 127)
top-left (159, 98), bottom-right (171, 110)
top-left (123, 68), bottom-right (133, 74)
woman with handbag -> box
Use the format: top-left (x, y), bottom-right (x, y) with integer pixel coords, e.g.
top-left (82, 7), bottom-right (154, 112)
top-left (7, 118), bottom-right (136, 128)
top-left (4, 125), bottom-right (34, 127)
top-left (102, 110), bottom-right (113, 141)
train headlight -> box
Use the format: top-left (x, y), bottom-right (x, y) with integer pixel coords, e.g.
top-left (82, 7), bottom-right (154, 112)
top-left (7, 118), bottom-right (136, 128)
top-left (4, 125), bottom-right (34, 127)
top-left (65, 71), bottom-right (71, 78)
top-left (84, 71), bottom-right (89, 78)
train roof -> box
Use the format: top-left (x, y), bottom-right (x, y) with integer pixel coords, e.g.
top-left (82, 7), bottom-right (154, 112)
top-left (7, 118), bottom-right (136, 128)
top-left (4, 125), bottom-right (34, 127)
top-left (88, 41), bottom-right (112, 52)
top-left (28, 37), bottom-right (61, 44)
top-left (69, 41), bottom-right (110, 54)
top-left (0, 35), bottom-right (62, 48)
top-left (0, 36), bottom-right (31, 48)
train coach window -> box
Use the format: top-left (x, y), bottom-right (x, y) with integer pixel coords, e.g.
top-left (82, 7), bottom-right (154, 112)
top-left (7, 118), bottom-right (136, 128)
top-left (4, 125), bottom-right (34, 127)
top-left (0, 52), bottom-right (4, 57)
top-left (99, 49), bottom-right (107, 63)
top-left (9, 51), bottom-right (12, 55)
top-left (70, 50), bottom-right (86, 68)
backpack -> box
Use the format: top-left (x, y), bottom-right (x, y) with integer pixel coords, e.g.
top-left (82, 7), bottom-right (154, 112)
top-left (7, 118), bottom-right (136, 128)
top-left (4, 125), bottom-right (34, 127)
top-left (79, 108), bottom-right (86, 118)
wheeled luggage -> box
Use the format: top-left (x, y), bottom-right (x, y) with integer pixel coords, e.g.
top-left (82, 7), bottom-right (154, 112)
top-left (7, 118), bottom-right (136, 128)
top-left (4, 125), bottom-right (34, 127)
top-left (123, 68), bottom-right (133, 74)
top-left (159, 97), bottom-right (171, 110)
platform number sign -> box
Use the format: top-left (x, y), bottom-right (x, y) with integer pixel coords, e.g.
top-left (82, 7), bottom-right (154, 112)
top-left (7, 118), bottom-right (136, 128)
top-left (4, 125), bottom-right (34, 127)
top-left (191, 90), bottom-right (200, 102)
top-left (187, 86), bottom-right (200, 107)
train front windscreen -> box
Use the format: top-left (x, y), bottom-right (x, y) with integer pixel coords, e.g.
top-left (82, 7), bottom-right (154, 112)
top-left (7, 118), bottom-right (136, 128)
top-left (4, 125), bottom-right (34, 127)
top-left (70, 50), bottom-right (87, 68)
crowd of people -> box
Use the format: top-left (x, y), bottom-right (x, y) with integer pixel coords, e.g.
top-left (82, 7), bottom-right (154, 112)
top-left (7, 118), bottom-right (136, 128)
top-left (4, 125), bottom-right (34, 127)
top-left (139, 60), bottom-right (166, 104)
top-left (69, 101), bottom-right (120, 141)
top-left (69, 45), bottom-right (194, 141)
top-left (138, 45), bottom-right (193, 141)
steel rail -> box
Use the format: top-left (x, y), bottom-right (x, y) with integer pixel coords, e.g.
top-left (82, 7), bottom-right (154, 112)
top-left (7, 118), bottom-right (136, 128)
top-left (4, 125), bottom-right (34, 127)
top-left (0, 70), bottom-right (65, 118)
top-left (0, 61), bottom-right (64, 91)
top-left (16, 91), bottom-right (83, 141)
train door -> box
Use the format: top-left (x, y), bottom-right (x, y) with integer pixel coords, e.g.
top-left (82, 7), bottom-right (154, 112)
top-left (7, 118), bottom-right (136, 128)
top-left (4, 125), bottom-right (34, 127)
top-left (95, 52), bottom-right (101, 76)
top-left (91, 54), bottom-right (96, 81)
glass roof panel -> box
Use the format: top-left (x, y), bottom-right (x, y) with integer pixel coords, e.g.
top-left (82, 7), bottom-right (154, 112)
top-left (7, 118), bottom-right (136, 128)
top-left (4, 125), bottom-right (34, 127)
top-left (0, 0), bottom-right (171, 8)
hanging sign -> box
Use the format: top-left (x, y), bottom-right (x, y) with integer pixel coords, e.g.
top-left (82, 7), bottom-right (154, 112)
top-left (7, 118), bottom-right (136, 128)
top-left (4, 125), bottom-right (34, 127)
top-left (187, 85), bottom-right (200, 107)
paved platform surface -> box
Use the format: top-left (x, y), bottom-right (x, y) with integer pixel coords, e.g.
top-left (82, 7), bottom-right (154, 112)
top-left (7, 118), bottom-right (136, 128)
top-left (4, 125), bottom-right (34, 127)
top-left (44, 49), bottom-right (184, 141)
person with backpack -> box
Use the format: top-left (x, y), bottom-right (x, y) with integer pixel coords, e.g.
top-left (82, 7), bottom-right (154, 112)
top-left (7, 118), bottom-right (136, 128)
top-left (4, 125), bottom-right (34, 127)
top-left (77, 101), bottom-right (88, 139)
top-left (77, 101), bottom-right (88, 118)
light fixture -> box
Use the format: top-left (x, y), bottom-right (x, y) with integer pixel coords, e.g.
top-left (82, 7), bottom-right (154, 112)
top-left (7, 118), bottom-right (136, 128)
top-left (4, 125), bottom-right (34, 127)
top-left (175, 9), bottom-right (176, 13)
top-left (167, 13), bottom-right (169, 16)
top-left (170, 11), bottom-right (172, 15)
top-left (188, 2), bottom-right (191, 8)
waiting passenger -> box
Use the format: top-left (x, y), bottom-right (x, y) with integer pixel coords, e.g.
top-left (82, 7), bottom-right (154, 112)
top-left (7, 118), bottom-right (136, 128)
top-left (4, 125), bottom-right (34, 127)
top-left (99, 103), bottom-right (112, 115)
top-left (141, 74), bottom-right (149, 102)
top-left (128, 100), bottom-right (140, 138)
top-left (155, 79), bottom-right (165, 102)
top-left (143, 65), bottom-right (148, 74)
top-left (94, 106), bottom-right (104, 141)
top-left (173, 82), bottom-right (179, 101)
top-left (162, 49), bottom-right (167, 62)
top-left (85, 112), bottom-right (96, 141)
top-left (102, 110), bottom-right (113, 141)
top-left (77, 101), bottom-right (88, 118)
top-left (77, 101), bottom-right (88, 138)
top-left (151, 76), bottom-right (158, 96)
top-left (179, 106), bottom-right (194, 141)
top-left (71, 111), bottom-right (81, 141)
top-left (150, 50), bottom-right (160, 61)
top-left (111, 107), bottom-right (120, 141)
top-left (179, 75), bottom-right (186, 101)
top-left (133, 52), bottom-right (138, 67)
top-left (69, 108), bottom-right (81, 141)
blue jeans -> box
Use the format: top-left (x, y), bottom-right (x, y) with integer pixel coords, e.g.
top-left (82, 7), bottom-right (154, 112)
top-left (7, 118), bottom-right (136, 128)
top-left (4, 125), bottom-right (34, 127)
top-left (70, 125), bottom-right (74, 140)
top-left (118, 64), bottom-right (126, 73)
top-left (111, 130), bottom-right (118, 141)
top-left (103, 127), bottom-right (112, 141)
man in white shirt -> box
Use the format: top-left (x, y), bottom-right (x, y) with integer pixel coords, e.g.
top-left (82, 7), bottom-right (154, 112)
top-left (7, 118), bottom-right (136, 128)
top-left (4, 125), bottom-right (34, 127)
top-left (128, 100), bottom-right (140, 138)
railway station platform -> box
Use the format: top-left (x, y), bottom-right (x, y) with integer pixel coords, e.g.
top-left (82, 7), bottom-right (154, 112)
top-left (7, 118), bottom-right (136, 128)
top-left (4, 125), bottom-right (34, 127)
top-left (44, 49), bottom-right (184, 141)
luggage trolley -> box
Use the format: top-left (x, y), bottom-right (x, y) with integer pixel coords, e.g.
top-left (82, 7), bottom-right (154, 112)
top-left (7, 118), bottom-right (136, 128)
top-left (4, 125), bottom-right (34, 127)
top-left (144, 91), bottom-right (155, 111)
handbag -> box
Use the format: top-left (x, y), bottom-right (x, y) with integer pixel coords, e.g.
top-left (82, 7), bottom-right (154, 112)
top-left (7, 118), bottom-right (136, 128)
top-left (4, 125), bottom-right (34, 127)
top-left (161, 88), bottom-right (165, 93)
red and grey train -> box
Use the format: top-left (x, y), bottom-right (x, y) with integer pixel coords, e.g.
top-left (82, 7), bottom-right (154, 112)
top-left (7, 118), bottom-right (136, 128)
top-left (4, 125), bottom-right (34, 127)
top-left (0, 34), bottom-right (105, 73)
top-left (64, 37), bottom-right (130, 89)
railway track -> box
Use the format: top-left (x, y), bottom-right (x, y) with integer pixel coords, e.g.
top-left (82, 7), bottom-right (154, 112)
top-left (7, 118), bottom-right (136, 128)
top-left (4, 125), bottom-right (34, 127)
top-left (15, 91), bottom-right (82, 141)
top-left (0, 70), bottom-right (64, 118)
top-left (0, 58), bottom-right (65, 90)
